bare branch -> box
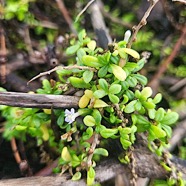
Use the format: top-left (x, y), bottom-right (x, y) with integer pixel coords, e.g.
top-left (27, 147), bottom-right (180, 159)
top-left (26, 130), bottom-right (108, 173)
top-left (0, 92), bottom-right (79, 109)
top-left (27, 65), bottom-right (96, 84)
top-left (127, 0), bottom-right (159, 48)
top-left (172, 0), bottom-right (186, 4)
top-left (75, 0), bottom-right (95, 23)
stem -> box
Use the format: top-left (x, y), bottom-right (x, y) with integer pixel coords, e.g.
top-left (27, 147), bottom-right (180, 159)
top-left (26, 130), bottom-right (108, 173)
top-left (87, 133), bottom-right (99, 167)
top-left (127, 0), bottom-right (159, 48)
top-left (27, 65), bottom-right (96, 84)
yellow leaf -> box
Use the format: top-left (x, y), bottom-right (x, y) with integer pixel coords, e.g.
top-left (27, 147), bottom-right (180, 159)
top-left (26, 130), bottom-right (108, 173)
top-left (119, 48), bottom-right (140, 59)
top-left (110, 64), bottom-right (126, 81)
top-left (79, 95), bottom-right (90, 108)
top-left (61, 147), bottom-right (72, 162)
top-left (40, 124), bottom-right (49, 141)
top-left (84, 90), bottom-right (93, 99)
top-left (93, 99), bottom-right (108, 108)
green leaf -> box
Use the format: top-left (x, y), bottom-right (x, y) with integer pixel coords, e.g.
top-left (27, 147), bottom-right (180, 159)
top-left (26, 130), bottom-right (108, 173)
top-left (141, 87), bottom-right (153, 98)
top-left (134, 101), bottom-right (142, 111)
top-left (148, 109), bottom-right (156, 119)
top-left (15, 125), bottom-right (27, 131)
top-left (161, 111), bottom-right (179, 125)
top-left (134, 114), bottom-right (151, 132)
top-left (133, 74), bottom-right (147, 86)
top-left (99, 79), bottom-right (108, 92)
top-left (82, 127), bottom-right (93, 140)
top-left (124, 100), bottom-right (137, 113)
top-left (110, 55), bottom-right (119, 64)
top-left (78, 29), bottom-right (86, 42)
top-left (42, 79), bottom-right (51, 92)
top-left (92, 109), bottom-right (102, 123)
top-left (109, 84), bottom-right (121, 94)
top-left (150, 125), bottom-right (166, 139)
top-left (100, 128), bottom-right (118, 138)
top-left (109, 94), bottom-right (119, 104)
top-left (124, 62), bottom-right (138, 72)
top-left (83, 115), bottom-right (96, 127)
top-left (94, 148), bottom-right (108, 156)
top-left (110, 64), bottom-right (127, 81)
top-left (161, 124), bottom-right (172, 138)
top-left (98, 65), bottom-right (108, 78)
top-left (82, 55), bottom-right (103, 67)
top-left (57, 113), bottom-right (64, 127)
top-left (72, 172), bottom-right (81, 181)
top-left (77, 48), bottom-right (86, 64)
top-left (66, 43), bottom-right (80, 55)
top-left (153, 93), bottom-right (162, 104)
top-left (87, 166), bottom-right (95, 186)
top-left (125, 90), bottom-right (134, 100)
top-left (69, 77), bottom-right (90, 88)
top-left (83, 70), bottom-right (93, 83)
top-left (126, 76), bottom-right (137, 87)
top-left (142, 101), bottom-right (155, 109)
top-left (155, 108), bottom-right (165, 122)
top-left (120, 138), bottom-right (132, 150)
top-left (133, 58), bottom-right (145, 72)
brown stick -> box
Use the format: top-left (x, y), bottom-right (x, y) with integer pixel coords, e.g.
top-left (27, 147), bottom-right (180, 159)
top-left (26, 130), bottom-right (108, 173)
top-left (127, 0), bottom-right (159, 48)
top-left (149, 26), bottom-right (186, 89)
top-left (0, 92), bottom-right (79, 109)
top-left (55, 0), bottom-right (77, 34)
top-left (0, 28), bottom-right (7, 84)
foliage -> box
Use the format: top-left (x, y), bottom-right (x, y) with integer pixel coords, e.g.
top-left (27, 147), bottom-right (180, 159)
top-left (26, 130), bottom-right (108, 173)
top-left (0, 30), bottom-right (180, 185)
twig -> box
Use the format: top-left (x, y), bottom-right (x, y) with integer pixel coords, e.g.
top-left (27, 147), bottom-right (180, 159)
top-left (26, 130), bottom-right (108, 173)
top-left (149, 26), bottom-right (186, 89)
top-left (75, 0), bottom-right (95, 23)
top-left (0, 28), bottom-right (7, 84)
top-left (27, 65), bottom-right (96, 84)
top-left (11, 138), bottom-right (22, 165)
top-left (87, 133), bottom-right (99, 167)
top-left (11, 138), bottom-right (32, 176)
top-left (0, 92), bottom-right (79, 109)
top-left (172, 0), bottom-right (186, 4)
top-left (55, 0), bottom-right (77, 34)
top-left (127, 0), bottom-right (159, 48)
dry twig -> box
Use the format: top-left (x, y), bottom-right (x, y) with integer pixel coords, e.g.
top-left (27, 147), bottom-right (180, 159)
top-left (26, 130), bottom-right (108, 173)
top-left (127, 0), bottom-right (159, 48)
top-left (75, 0), bottom-right (95, 23)
top-left (0, 28), bottom-right (6, 84)
top-left (27, 65), bottom-right (96, 84)
top-left (55, 0), bottom-right (77, 34)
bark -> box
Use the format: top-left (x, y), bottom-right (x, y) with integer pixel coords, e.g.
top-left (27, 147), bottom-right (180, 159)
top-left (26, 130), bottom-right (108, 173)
top-left (0, 92), bottom-right (79, 109)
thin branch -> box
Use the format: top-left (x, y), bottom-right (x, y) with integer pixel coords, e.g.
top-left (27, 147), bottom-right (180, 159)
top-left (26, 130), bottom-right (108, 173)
top-left (75, 0), bottom-right (95, 23)
top-left (172, 0), bottom-right (186, 4)
top-left (127, 0), bottom-right (159, 48)
top-left (27, 65), bottom-right (96, 84)
top-left (0, 27), bottom-right (7, 84)
top-left (87, 133), bottom-right (99, 167)
top-left (55, 0), bottom-right (77, 34)
top-left (0, 92), bottom-right (79, 109)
